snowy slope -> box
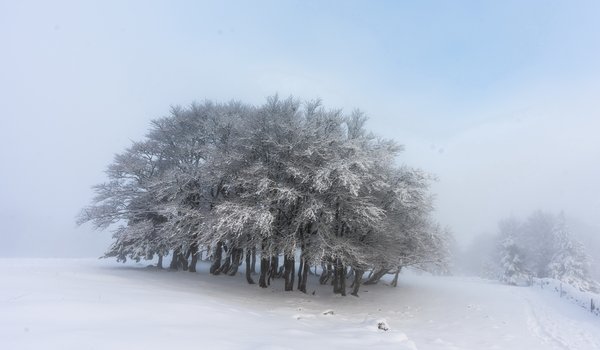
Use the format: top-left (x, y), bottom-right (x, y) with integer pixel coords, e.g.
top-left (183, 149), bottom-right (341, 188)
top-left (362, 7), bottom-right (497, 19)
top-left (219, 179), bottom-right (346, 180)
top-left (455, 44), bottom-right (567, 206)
top-left (1, 259), bottom-right (598, 350)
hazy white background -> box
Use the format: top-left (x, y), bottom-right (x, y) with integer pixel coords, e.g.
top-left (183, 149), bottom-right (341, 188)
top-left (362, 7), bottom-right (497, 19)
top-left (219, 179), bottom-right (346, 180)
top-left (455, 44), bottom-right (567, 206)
top-left (1, 1), bottom-right (599, 257)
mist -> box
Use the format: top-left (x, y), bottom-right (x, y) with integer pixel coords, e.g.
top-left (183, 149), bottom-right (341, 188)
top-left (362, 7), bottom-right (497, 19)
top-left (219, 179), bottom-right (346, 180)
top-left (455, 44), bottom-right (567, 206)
top-left (1, 0), bottom-right (599, 259)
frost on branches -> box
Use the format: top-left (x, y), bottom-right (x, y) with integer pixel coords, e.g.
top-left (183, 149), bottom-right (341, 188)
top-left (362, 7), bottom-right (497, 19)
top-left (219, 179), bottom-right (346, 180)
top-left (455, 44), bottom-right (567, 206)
top-left (78, 96), bottom-right (451, 296)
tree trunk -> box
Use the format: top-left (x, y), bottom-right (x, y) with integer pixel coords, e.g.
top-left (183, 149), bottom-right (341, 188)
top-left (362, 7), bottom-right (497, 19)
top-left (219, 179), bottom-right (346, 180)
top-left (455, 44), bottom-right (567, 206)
top-left (157, 254), bottom-right (163, 269)
top-left (188, 244), bottom-right (199, 273)
top-left (390, 267), bottom-right (402, 287)
top-left (245, 249), bottom-right (255, 284)
top-left (169, 249), bottom-right (180, 270)
top-left (250, 248), bottom-right (257, 274)
top-left (218, 253), bottom-right (232, 275)
top-left (333, 259), bottom-right (346, 296)
top-left (297, 243), bottom-right (309, 291)
top-left (340, 265), bottom-right (346, 296)
top-left (259, 255), bottom-right (269, 288)
top-left (283, 254), bottom-right (295, 291)
top-left (270, 255), bottom-right (280, 279)
top-left (364, 268), bottom-right (389, 285)
top-left (332, 266), bottom-right (339, 290)
top-left (298, 257), bottom-right (309, 293)
top-left (179, 251), bottom-right (189, 271)
top-left (297, 255), bottom-right (304, 290)
top-left (209, 242), bottom-right (223, 275)
top-left (350, 269), bottom-right (364, 297)
top-left (228, 248), bottom-right (242, 276)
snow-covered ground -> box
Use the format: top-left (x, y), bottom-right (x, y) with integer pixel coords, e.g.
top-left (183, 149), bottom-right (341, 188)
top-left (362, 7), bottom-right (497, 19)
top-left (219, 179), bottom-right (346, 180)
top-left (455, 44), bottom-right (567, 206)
top-left (1, 259), bottom-right (598, 350)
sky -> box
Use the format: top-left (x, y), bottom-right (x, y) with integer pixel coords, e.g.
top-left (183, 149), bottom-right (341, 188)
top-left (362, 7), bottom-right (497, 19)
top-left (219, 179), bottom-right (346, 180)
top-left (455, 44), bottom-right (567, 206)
top-left (1, 0), bottom-right (599, 257)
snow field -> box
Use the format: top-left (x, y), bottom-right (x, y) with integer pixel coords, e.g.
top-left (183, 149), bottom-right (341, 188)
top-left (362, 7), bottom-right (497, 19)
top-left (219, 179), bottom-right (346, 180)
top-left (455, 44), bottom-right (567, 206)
top-left (1, 259), bottom-right (598, 350)
top-left (531, 277), bottom-right (599, 316)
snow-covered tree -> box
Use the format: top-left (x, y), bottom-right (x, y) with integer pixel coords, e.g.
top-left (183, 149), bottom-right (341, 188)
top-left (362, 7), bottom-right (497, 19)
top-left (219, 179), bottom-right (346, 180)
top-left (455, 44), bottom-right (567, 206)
top-left (548, 216), bottom-right (593, 291)
top-left (79, 96), bottom-right (447, 296)
top-left (520, 211), bottom-right (557, 278)
top-left (488, 211), bottom-right (596, 291)
top-left (499, 235), bottom-right (526, 285)
top-left (77, 139), bottom-right (171, 266)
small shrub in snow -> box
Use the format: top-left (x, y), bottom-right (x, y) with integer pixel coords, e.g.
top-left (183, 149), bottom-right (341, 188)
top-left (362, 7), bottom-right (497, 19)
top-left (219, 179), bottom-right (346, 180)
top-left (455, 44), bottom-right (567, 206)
top-left (363, 318), bottom-right (391, 331)
top-left (377, 319), bottom-right (390, 331)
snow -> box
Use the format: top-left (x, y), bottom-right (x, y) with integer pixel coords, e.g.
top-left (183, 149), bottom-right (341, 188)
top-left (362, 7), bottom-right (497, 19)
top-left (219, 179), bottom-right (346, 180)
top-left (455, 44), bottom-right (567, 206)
top-left (1, 259), bottom-right (599, 350)
top-left (531, 277), bottom-right (599, 315)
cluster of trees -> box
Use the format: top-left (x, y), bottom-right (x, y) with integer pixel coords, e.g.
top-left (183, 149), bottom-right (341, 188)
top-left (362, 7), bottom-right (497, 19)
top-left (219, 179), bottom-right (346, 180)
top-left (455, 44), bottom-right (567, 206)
top-left (78, 96), bottom-right (450, 296)
top-left (492, 212), bottom-right (595, 291)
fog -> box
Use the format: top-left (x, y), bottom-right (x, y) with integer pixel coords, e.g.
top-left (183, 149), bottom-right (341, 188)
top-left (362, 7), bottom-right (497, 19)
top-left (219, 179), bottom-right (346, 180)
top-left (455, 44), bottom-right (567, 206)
top-left (1, 1), bottom-right (599, 258)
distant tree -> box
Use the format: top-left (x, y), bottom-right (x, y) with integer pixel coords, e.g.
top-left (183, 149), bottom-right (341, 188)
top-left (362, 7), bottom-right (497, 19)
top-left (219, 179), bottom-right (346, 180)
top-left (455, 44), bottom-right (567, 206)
top-left (499, 235), bottom-right (526, 285)
top-left (520, 211), bottom-right (556, 278)
top-left (548, 215), bottom-right (593, 291)
top-left (489, 211), bottom-right (596, 291)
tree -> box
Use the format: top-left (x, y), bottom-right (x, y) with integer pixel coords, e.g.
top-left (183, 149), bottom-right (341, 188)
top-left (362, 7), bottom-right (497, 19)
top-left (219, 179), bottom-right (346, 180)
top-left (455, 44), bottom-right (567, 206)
top-left (488, 211), bottom-right (596, 291)
top-left (519, 211), bottom-right (556, 278)
top-left (77, 139), bottom-right (171, 265)
top-left (499, 235), bottom-right (526, 285)
top-left (548, 215), bottom-right (593, 291)
top-left (79, 96), bottom-right (447, 296)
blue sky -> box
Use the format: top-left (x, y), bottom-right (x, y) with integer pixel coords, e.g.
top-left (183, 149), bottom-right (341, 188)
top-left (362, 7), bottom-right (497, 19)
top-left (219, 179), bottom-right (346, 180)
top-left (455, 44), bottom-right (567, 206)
top-left (1, 1), bottom-right (599, 256)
